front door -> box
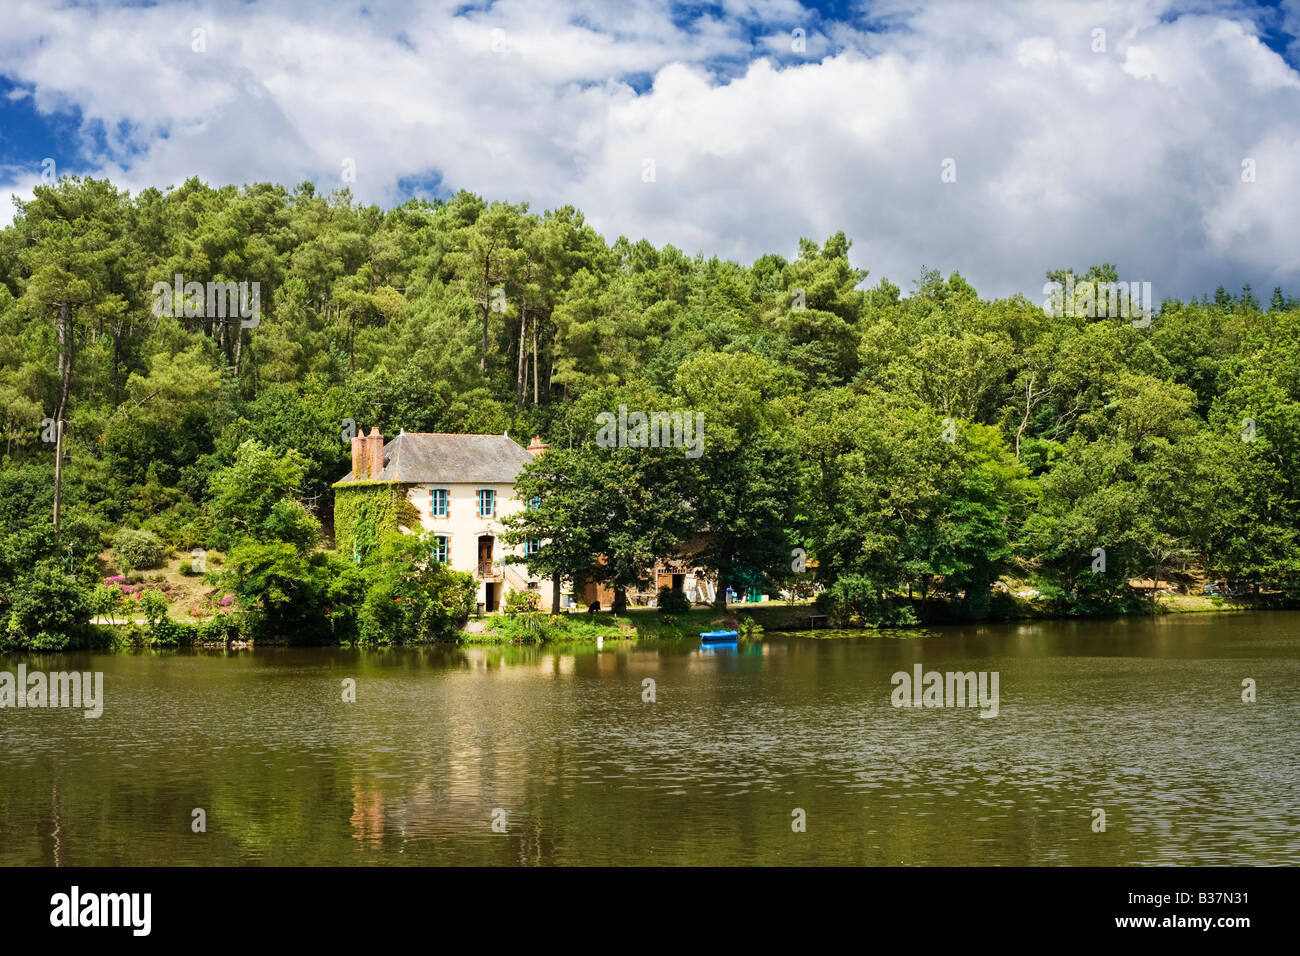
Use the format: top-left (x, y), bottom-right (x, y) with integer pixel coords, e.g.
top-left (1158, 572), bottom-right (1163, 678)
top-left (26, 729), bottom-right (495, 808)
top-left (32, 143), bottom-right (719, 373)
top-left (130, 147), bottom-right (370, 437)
top-left (477, 536), bottom-right (494, 576)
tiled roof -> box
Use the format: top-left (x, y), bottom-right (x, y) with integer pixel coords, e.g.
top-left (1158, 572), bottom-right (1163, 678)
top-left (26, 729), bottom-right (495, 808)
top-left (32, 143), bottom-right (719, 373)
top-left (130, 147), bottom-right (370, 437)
top-left (337, 433), bottom-right (534, 484)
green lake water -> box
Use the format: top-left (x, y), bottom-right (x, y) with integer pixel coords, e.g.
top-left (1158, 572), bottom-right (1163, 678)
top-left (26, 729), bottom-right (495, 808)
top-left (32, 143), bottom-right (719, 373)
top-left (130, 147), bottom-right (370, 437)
top-left (2, 611), bottom-right (1297, 865)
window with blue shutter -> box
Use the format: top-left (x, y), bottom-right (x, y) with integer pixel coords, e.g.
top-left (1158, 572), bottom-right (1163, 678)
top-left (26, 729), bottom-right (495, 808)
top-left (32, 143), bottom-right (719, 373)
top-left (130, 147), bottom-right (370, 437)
top-left (477, 489), bottom-right (495, 517)
top-left (431, 488), bottom-right (448, 517)
top-left (431, 536), bottom-right (449, 563)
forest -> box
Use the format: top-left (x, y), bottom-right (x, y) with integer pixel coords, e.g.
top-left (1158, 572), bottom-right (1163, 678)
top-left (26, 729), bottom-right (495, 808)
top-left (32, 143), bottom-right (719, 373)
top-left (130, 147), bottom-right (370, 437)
top-left (1, 175), bottom-right (1298, 648)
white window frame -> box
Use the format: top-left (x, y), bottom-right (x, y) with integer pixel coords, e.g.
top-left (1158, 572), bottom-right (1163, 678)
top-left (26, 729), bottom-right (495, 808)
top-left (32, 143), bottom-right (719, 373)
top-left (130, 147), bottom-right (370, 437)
top-left (430, 488), bottom-right (449, 518)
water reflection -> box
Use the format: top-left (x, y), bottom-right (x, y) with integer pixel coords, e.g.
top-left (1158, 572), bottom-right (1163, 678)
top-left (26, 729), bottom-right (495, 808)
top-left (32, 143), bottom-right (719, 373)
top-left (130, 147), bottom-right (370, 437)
top-left (1, 611), bottom-right (1298, 865)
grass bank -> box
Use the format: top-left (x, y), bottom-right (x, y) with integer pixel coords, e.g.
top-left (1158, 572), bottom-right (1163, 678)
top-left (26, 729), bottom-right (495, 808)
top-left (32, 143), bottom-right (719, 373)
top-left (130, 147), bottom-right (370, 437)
top-left (457, 591), bottom-right (1283, 647)
top-left (460, 602), bottom-right (812, 646)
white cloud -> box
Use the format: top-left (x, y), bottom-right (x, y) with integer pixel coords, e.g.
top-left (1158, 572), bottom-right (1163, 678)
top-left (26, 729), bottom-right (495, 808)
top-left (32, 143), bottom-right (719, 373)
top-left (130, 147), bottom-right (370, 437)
top-left (0, 0), bottom-right (1296, 299)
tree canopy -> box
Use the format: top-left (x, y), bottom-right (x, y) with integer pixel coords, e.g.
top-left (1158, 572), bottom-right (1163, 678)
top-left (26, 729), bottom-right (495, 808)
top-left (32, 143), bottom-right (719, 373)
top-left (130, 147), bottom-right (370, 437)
top-left (2, 175), bottom-right (1298, 638)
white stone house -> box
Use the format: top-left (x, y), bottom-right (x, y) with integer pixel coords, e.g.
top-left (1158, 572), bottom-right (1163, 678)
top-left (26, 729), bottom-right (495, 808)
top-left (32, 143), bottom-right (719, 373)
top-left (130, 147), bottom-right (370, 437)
top-left (336, 429), bottom-right (556, 612)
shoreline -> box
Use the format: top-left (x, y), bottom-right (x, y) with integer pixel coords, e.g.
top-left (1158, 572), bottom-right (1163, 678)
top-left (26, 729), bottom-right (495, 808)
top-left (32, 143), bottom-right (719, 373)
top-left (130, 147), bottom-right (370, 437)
top-left (3, 598), bottom-right (1283, 655)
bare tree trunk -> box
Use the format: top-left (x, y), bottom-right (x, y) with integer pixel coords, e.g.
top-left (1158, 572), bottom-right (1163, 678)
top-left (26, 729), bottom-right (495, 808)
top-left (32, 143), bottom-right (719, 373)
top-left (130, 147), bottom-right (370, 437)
top-left (1016, 373), bottom-right (1035, 460)
top-left (52, 420), bottom-right (65, 538)
top-left (516, 297), bottom-right (527, 408)
top-left (112, 324), bottom-right (122, 407)
top-left (532, 317), bottom-right (539, 406)
top-left (481, 256), bottom-right (491, 371)
top-left (714, 569), bottom-right (729, 610)
top-left (247, 338), bottom-right (258, 397)
top-left (55, 301), bottom-right (68, 385)
top-left (552, 572), bottom-right (561, 614)
top-left (53, 301), bottom-right (72, 539)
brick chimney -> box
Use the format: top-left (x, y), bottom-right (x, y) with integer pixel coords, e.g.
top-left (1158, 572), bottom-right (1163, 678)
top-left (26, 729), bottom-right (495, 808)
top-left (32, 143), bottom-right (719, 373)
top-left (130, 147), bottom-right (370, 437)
top-left (365, 427), bottom-right (384, 478)
top-left (350, 429), bottom-right (365, 478)
top-left (527, 435), bottom-right (549, 456)
top-left (351, 427), bottom-right (385, 479)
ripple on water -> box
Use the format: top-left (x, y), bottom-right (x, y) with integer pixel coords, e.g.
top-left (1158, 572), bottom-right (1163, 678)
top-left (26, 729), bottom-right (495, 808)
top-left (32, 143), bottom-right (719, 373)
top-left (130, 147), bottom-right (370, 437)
top-left (2, 618), bottom-right (1299, 865)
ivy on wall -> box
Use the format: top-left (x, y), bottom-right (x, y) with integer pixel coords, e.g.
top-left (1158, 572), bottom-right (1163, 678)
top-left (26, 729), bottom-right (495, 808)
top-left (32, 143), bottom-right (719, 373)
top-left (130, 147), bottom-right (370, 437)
top-left (332, 482), bottom-right (420, 564)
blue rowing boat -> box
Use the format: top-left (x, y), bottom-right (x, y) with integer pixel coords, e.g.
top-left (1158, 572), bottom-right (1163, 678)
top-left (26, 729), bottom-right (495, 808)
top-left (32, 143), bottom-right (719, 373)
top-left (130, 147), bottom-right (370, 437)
top-left (699, 629), bottom-right (739, 642)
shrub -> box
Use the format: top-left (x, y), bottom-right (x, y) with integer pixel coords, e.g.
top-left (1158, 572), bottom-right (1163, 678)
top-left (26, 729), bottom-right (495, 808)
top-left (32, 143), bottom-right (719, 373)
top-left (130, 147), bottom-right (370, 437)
top-left (179, 513), bottom-right (213, 551)
top-left (199, 615), bottom-right (245, 644)
top-left (222, 541), bottom-right (363, 644)
top-left (83, 622), bottom-right (130, 650)
top-left (822, 575), bottom-right (918, 627)
top-left (2, 562), bottom-right (93, 650)
top-left (357, 533), bottom-right (476, 644)
top-left (504, 588), bottom-right (542, 615)
top-left (146, 617), bottom-right (195, 647)
top-left (657, 585), bottom-right (691, 615)
top-left (484, 612), bottom-right (622, 645)
top-left (89, 583), bottom-right (123, 620)
top-left (112, 528), bottom-right (168, 571)
top-left (114, 620), bottom-right (148, 646)
top-left (140, 502), bottom-right (202, 550)
top-left (487, 612), bottom-right (565, 643)
top-left (139, 588), bottom-right (170, 627)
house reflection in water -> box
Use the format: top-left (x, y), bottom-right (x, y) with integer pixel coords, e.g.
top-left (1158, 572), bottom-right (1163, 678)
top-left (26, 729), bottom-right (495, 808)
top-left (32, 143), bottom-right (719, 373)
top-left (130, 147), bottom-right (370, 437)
top-left (349, 780), bottom-right (386, 848)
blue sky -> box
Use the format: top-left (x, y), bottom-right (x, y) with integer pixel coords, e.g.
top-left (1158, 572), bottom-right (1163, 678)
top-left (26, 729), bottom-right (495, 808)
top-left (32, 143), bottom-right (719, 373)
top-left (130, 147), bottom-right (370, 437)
top-left (2, 0), bottom-right (1298, 302)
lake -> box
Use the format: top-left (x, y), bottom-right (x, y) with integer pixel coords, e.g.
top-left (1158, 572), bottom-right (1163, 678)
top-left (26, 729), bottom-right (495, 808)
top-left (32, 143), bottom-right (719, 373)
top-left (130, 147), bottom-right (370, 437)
top-left (2, 611), bottom-right (1297, 865)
